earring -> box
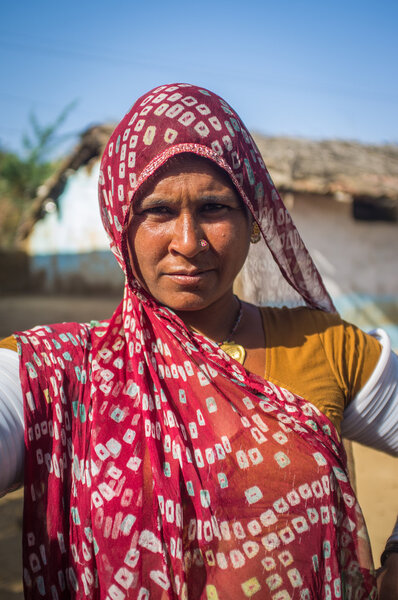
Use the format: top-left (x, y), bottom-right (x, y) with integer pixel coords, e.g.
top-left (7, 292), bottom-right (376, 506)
top-left (250, 222), bottom-right (261, 244)
top-left (199, 239), bottom-right (208, 248)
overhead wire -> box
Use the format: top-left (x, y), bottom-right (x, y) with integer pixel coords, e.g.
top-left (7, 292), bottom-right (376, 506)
top-left (1, 30), bottom-right (397, 150)
top-left (1, 34), bottom-right (398, 105)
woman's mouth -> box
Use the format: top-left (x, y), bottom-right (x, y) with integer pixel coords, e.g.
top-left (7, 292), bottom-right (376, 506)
top-left (164, 270), bottom-right (214, 285)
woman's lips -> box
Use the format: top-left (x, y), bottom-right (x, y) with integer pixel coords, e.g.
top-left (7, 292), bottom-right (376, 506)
top-left (164, 270), bottom-right (214, 285)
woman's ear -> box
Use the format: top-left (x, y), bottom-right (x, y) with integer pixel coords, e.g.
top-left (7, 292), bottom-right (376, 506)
top-left (124, 204), bottom-right (139, 283)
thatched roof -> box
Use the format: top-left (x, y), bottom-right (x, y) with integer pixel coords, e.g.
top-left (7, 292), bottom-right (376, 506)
top-left (17, 124), bottom-right (115, 242)
top-left (18, 125), bottom-right (398, 242)
top-left (253, 134), bottom-right (398, 200)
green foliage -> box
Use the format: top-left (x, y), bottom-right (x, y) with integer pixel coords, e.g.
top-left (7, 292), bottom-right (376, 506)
top-left (22, 100), bottom-right (78, 164)
top-left (0, 150), bottom-right (54, 204)
top-left (0, 101), bottom-right (77, 248)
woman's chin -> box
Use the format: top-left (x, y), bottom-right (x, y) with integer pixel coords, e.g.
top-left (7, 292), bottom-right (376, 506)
top-left (161, 294), bottom-right (213, 314)
top-left (154, 288), bottom-right (224, 315)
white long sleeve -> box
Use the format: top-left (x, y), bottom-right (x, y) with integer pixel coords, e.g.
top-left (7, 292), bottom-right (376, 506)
top-left (0, 348), bottom-right (24, 497)
top-left (341, 329), bottom-right (398, 456)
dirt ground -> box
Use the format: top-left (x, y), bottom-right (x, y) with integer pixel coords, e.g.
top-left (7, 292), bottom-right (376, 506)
top-left (0, 295), bottom-right (396, 598)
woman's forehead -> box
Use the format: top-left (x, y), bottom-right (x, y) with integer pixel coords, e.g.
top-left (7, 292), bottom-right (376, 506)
top-left (134, 154), bottom-right (241, 202)
top-left (151, 153), bottom-right (234, 180)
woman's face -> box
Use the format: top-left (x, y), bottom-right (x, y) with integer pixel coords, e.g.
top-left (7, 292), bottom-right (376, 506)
top-left (128, 156), bottom-right (251, 313)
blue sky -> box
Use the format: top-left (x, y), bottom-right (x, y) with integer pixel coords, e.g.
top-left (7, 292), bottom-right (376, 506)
top-left (1, 0), bottom-right (397, 157)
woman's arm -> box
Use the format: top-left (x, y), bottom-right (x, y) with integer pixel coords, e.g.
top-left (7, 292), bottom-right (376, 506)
top-left (341, 329), bottom-right (398, 456)
top-left (0, 347), bottom-right (24, 496)
top-left (340, 328), bottom-right (398, 596)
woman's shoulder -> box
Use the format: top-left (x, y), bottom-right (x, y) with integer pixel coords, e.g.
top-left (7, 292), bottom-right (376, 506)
top-left (258, 304), bottom-right (344, 347)
top-left (1, 319), bottom-right (111, 352)
top-left (259, 303), bottom-right (382, 406)
top-left (0, 336), bottom-right (18, 352)
top-left (258, 304), bottom-right (380, 370)
top-left (9, 320), bottom-right (110, 397)
top-left (259, 304), bottom-right (342, 323)
top-left (0, 320), bottom-right (110, 373)
top-left (14, 321), bottom-right (91, 350)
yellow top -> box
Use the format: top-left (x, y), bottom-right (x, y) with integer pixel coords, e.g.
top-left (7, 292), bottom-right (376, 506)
top-left (260, 306), bottom-right (380, 429)
top-left (0, 337), bottom-right (18, 352)
top-left (0, 307), bottom-right (381, 431)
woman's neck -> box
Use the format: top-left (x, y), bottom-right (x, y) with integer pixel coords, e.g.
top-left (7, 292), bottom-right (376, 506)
top-left (175, 293), bottom-right (241, 344)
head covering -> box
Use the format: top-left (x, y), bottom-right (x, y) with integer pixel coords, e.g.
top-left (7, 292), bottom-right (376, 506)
top-left (98, 83), bottom-right (334, 312)
top-left (16, 84), bottom-right (375, 600)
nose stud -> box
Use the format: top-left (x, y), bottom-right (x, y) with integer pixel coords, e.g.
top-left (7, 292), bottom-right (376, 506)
top-left (199, 239), bottom-right (208, 248)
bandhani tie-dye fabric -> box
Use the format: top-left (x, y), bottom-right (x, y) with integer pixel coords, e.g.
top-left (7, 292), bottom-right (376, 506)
top-left (99, 83), bottom-right (334, 313)
top-left (15, 84), bottom-right (377, 599)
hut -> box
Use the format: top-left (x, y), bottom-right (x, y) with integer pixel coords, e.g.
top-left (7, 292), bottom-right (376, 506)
top-left (14, 124), bottom-right (124, 295)
top-left (238, 135), bottom-right (398, 349)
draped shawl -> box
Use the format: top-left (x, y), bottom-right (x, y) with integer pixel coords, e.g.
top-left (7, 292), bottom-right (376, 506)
top-left (16, 83), bottom-right (376, 599)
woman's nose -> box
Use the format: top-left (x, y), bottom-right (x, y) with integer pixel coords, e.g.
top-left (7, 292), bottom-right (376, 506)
top-left (169, 212), bottom-right (204, 257)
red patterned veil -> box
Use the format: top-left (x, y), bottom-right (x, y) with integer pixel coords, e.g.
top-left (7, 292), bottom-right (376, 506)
top-left (16, 84), bottom-right (376, 599)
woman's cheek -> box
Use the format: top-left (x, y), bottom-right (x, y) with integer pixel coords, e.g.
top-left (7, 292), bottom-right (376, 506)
top-left (209, 222), bottom-right (234, 244)
top-left (138, 222), bottom-right (171, 253)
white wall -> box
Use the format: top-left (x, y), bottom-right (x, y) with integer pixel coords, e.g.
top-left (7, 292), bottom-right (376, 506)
top-left (290, 194), bottom-right (398, 348)
top-left (27, 163), bottom-right (108, 255)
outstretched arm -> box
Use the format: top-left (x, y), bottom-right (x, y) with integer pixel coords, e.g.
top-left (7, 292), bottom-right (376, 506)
top-left (342, 329), bottom-right (398, 456)
top-left (0, 346), bottom-right (24, 497)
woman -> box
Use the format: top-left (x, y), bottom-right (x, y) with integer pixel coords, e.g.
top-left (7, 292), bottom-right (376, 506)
top-left (1, 83), bottom-right (397, 599)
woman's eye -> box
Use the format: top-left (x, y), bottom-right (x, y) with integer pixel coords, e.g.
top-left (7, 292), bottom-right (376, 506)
top-left (144, 206), bottom-right (171, 215)
top-left (202, 203), bottom-right (228, 212)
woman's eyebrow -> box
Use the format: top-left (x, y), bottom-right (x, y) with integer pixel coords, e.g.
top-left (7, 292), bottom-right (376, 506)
top-left (197, 193), bottom-right (238, 202)
top-left (137, 192), bottom-right (239, 207)
top-left (135, 196), bottom-right (171, 210)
